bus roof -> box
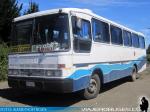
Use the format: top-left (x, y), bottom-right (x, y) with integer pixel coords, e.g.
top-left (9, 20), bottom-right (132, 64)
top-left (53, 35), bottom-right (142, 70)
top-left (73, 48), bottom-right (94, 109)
top-left (14, 8), bottom-right (144, 37)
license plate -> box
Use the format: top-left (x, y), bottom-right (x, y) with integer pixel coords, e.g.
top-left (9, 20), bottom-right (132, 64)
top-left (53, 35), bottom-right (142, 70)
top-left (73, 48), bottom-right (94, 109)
top-left (26, 81), bottom-right (35, 87)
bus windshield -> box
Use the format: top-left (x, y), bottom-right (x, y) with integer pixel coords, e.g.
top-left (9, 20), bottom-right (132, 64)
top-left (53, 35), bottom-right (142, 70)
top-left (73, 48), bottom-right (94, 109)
top-left (11, 13), bottom-right (70, 53)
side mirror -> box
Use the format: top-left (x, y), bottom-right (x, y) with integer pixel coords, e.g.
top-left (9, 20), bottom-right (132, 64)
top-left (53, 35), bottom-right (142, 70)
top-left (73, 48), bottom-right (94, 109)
top-left (76, 18), bottom-right (82, 30)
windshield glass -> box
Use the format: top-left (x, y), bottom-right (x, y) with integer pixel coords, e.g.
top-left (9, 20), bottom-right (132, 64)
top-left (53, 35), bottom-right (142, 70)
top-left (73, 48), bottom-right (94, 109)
top-left (11, 13), bottom-right (70, 53)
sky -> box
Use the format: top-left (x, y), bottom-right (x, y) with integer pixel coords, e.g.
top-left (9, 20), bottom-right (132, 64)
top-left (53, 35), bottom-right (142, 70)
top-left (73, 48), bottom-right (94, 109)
top-left (18, 0), bottom-right (150, 47)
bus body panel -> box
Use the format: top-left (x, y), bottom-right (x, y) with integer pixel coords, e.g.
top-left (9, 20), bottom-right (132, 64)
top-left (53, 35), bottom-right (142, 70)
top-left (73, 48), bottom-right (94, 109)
top-left (8, 8), bottom-right (147, 93)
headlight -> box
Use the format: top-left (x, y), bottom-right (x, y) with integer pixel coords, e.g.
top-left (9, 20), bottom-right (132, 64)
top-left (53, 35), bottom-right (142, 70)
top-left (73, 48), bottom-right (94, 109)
top-left (13, 69), bottom-right (18, 75)
top-left (8, 69), bottom-right (13, 75)
top-left (8, 69), bottom-right (19, 75)
top-left (46, 71), bottom-right (54, 76)
top-left (46, 70), bottom-right (62, 77)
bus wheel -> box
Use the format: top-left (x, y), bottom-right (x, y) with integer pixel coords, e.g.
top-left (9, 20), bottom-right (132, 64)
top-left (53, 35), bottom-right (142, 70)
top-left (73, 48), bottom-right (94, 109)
top-left (81, 74), bottom-right (100, 100)
top-left (130, 67), bottom-right (137, 81)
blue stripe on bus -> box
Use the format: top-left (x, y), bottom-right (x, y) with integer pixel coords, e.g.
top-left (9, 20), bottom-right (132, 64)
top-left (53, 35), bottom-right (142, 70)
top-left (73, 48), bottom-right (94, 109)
top-left (68, 56), bottom-right (146, 92)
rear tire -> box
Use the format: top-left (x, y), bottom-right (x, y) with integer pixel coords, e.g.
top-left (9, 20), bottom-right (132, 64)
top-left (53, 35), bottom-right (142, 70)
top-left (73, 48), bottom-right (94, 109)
top-left (130, 67), bottom-right (137, 82)
top-left (81, 74), bottom-right (100, 100)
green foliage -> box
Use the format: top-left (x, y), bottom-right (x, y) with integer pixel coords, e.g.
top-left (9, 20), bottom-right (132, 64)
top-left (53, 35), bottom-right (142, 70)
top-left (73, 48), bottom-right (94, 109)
top-left (147, 44), bottom-right (150, 54)
top-left (0, 0), bottom-right (22, 42)
top-left (147, 54), bottom-right (150, 64)
top-left (146, 44), bottom-right (150, 63)
top-left (0, 43), bottom-right (10, 81)
top-left (24, 1), bottom-right (39, 15)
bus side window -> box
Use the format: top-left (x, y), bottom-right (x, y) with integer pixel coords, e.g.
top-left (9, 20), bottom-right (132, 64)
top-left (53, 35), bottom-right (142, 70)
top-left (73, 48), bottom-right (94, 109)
top-left (123, 30), bottom-right (132, 47)
top-left (71, 16), bottom-right (92, 53)
top-left (132, 33), bottom-right (139, 48)
top-left (110, 25), bottom-right (123, 45)
top-left (92, 19), bottom-right (110, 43)
top-left (139, 36), bottom-right (145, 49)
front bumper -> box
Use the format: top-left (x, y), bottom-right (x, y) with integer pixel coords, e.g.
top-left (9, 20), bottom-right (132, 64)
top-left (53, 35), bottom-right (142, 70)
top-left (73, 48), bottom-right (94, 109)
top-left (8, 76), bottom-right (73, 93)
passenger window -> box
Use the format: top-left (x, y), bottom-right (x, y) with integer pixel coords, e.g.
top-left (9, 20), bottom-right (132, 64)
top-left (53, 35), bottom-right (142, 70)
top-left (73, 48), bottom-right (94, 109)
top-left (110, 25), bottom-right (123, 45)
top-left (81, 21), bottom-right (91, 39)
top-left (92, 19), bottom-right (110, 43)
top-left (139, 36), bottom-right (145, 49)
top-left (123, 30), bottom-right (132, 46)
top-left (72, 16), bottom-right (92, 52)
top-left (132, 33), bottom-right (139, 48)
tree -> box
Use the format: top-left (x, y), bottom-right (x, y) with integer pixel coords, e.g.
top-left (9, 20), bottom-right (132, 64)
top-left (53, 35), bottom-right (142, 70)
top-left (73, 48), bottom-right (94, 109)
top-left (24, 0), bottom-right (39, 15)
top-left (147, 44), bottom-right (150, 54)
top-left (146, 44), bottom-right (150, 63)
top-left (0, 0), bottom-right (22, 42)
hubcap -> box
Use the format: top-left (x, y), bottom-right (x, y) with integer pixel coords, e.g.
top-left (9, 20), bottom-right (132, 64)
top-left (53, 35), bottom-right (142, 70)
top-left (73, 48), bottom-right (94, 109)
top-left (88, 78), bottom-right (97, 94)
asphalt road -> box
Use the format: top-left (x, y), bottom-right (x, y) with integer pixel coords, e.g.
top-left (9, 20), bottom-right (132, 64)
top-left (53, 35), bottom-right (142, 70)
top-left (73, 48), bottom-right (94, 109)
top-left (0, 67), bottom-right (150, 111)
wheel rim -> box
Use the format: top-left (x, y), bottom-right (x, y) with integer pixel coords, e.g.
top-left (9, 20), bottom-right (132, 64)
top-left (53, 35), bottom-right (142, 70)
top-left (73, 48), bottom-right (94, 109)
top-left (87, 78), bottom-right (97, 94)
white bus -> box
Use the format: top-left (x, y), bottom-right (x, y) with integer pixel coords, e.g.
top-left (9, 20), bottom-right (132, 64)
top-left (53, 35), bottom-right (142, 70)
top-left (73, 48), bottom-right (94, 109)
top-left (8, 8), bottom-right (146, 99)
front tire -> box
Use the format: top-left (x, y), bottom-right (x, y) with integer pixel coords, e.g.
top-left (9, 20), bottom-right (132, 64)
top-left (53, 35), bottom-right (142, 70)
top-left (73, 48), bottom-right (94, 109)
top-left (81, 74), bottom-right (100, 100)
